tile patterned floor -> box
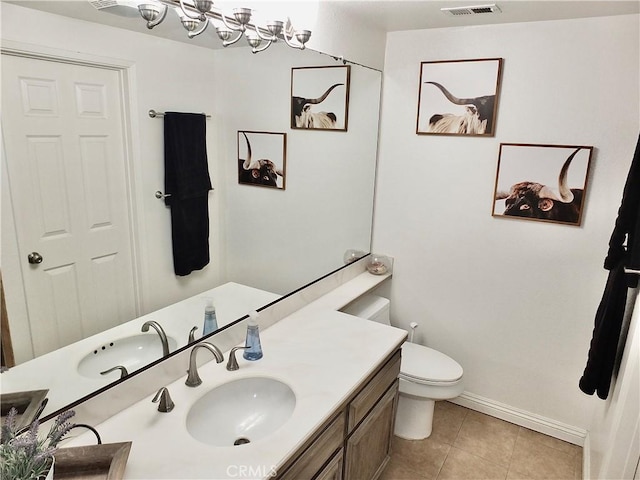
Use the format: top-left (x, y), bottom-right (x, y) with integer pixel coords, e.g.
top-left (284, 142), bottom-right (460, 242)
top-left (380, 401), bottom-right (583, 480)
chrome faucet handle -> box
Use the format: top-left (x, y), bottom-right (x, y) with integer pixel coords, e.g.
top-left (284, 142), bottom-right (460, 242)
top-left (185, 342), bottom-right (224, 387)
top-left (152, 387), bottom-right (174, 413)
top-left (141, 320), bottom-right (170, 356)
top-left (188, 326), bottom-right (198, 343)
top-left (100, 365), bottom-right (129, 379)
top-left (226, 346), bottom-right (249, 371)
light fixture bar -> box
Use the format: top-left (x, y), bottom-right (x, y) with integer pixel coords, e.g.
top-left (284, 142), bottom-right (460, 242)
top-left (137, 0), bottom-right (311, 53)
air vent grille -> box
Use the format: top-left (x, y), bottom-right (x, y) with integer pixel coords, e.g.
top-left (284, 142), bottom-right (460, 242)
top-left (441, 4), bottom-right (502, 16)
top-left (88, 0), bottom-right (119, 10)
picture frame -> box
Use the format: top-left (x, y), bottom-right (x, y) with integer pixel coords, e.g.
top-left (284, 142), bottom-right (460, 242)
top-left (416, 58), bottom-right (503, 136)
top-left (237, 130), bottom-right (286, 190)
top-left (291, 65), bottom-right (351, 131)
top-left (492, 143), bottom-right (594, 226)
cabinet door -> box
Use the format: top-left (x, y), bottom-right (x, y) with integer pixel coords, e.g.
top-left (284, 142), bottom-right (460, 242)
top-left (344, 382), bottom-right (398, 480)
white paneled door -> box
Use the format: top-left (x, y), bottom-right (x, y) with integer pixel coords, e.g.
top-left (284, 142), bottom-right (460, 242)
top-left (2, 54), bottom-right (137, 357)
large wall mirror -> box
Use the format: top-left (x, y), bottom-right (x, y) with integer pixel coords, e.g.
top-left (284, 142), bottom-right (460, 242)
top-left (1, 2), bottom-right (381, 420)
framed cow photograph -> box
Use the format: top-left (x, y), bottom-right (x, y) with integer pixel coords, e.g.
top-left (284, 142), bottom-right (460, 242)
top-left (416, 58), bottom-right (503, 136)
top-left (237, 130), bottom-right (286, 190)
top-left (291, 65), bottom-right (350, 131)
top-left (492, 143), bottom-right (594, 226)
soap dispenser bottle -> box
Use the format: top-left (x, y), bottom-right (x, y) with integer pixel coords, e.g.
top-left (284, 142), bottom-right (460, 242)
top-left (202, 298), bottom-right (218, 336)
top-left (243, 311), bottom-right (263, 361)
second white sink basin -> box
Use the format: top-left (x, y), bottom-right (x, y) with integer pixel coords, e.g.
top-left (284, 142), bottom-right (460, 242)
top-left (186, 377), bottom-right (296, 447)
top-left (77, 334), bottom-right (177, 379)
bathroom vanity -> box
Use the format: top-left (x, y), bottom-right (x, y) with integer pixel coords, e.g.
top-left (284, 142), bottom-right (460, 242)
top-left (277, 349), bottom-right (400, 480)
top-left (63, 291), bottom-right (406, 480)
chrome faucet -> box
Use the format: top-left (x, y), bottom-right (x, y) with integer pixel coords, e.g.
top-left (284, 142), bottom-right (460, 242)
top-left (141, 320), bottom-right (170, 356)
top-left (152, 387), bottom-right (174, 413)
top-left (188, 326), bottom-right (198, 343)
top-left (100, 365), bottom-right (129, 379)
top-left (226, 346), bottom-right (249, 371)
top-left (185, 342), bottom-right (224, 387)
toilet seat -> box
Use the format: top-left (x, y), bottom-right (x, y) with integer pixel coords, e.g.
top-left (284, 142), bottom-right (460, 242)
top-left (400, 342), bottom-right (463, 385)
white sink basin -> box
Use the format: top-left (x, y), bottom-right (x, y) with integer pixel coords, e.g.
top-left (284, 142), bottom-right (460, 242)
top-left (77, 334), bottom-right (177, 379)
top-left (186, 377), bottom-right (296, 447)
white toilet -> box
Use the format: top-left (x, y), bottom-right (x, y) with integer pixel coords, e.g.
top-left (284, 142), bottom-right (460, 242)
top-left (342, 294), bottom-right (464, 440)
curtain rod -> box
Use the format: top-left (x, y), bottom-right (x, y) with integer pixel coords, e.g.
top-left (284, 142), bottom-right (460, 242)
top-left (148, 109), bottom-right (211, 119)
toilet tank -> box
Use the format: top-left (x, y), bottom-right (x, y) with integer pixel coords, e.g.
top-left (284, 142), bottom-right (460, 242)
top-left (341, 294), bottom-right (391, 326)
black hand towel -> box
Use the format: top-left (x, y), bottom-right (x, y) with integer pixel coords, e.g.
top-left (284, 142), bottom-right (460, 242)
top-left (580, 133), bottom-right (640, 399)
top-left (163, 112), bottom-right (212, 276)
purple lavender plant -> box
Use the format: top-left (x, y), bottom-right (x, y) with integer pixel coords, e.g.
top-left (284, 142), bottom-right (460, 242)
top-left (1, 408), bottom-right (75, 479)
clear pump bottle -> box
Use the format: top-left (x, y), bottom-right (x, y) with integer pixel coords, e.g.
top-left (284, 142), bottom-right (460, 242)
top-left (203, 298), bottom-right (218, 336)
top-left (243, 311), bottom-right (263, 361)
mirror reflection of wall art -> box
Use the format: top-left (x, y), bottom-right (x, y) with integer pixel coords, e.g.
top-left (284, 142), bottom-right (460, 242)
top-left (237, 131), bottom-right (286, 190)
top-left (492, 143), bottom-right (594, 226)
top-left (416, 58), bottom-right (503, 136)
top-left (291, 65), bottom-right (350, 131)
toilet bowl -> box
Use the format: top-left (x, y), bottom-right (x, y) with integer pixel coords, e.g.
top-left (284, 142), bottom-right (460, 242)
top-left (341, 294), bottom-right (464, 439)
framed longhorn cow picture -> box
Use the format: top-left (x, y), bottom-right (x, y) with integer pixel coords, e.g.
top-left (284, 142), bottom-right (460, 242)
top-left (237, 130), bottom-right (286, 190)
top-left (416, 58), bottom-right (503, 136)
top-left (492, 143), bottom-right (594, 226)
top-left (291, 65), bottom-right (351, 131)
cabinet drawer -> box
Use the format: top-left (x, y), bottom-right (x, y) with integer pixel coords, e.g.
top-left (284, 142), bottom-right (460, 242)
top-left (315, 449), bottom-right (343, 480)
top-left (278, 412), bottom-right (346, 480)
top-left (348, 350), bottom-right (400, 432)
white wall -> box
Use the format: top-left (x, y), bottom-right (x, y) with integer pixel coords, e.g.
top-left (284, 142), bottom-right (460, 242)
top-left (373, 14), bottom-right (639, 433)
top-left (307, 1), bottom-right (387, 70)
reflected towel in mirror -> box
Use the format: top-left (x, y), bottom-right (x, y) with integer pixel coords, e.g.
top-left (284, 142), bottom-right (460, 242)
top-left (163, 112), bottom-right (212, 276)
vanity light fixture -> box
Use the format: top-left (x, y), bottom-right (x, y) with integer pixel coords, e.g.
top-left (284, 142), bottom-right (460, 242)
top-left (136, 0), bottom-right (311, 53)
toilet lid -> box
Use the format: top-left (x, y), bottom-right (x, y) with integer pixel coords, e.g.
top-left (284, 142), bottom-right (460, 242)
top-left (400, 342), bottom-right (463, 384)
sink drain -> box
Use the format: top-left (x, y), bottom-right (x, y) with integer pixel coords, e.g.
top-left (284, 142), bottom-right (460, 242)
top-left (234, 437), bottom-right (250, 446)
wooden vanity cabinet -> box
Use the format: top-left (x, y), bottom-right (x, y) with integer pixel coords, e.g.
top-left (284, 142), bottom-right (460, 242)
top-left (276, 348), bottom-right (401, 480)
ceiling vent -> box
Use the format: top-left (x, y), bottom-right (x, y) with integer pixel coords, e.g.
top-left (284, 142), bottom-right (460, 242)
top-left (441, 4), bottom-right (502, 16)
top-left (87, 0), bottom-right (141, 17)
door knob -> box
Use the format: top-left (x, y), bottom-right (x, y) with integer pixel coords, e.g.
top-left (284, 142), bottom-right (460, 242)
top-left (27, 252), bottom-right (43, 264)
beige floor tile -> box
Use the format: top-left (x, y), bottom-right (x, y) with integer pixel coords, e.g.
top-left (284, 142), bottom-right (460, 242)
top-left (437, 447), bottom-right (508, 480)
top-left (574, 452), bottom-right (583, 480)
top-left (517, 428), bottom-right (582, 458)
top-left (391, 435), bottom-right (451, 479)
top-left (380, 457), bottom-right (433, 480)
top-left (508, 433), bottom-right (576, 479)
top-left (453, 411), bottom-right (519, 467)
top-left (431, 401), bottom-right (468, 445)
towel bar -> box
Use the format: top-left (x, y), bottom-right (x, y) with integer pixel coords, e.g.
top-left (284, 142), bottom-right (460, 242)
top-left (155, 189), bottom-right (213, 199)
top-left (149, 109), bottom-right (211, 119)
top-left (624, 268), bottom-right (640, 275)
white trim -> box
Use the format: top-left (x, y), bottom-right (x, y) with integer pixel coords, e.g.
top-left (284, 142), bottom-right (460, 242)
top-left (0, 39), bottom-right (145, 321)
top-left (449, 391), bottom-right (588, 447)
top-left (583, 431), bottom-right (591, 480)
top-left (1, 39), bottom-right (135, 71)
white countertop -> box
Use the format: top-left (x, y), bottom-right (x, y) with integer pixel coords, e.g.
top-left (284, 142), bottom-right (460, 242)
top-left (64, 308), bottom-right (406, 479)
top-left (1, 282), bottom-right (280, 418)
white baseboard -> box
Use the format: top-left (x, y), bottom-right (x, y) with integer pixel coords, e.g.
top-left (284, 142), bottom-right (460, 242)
top-left (449, 391), bottom-right (588, 447)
